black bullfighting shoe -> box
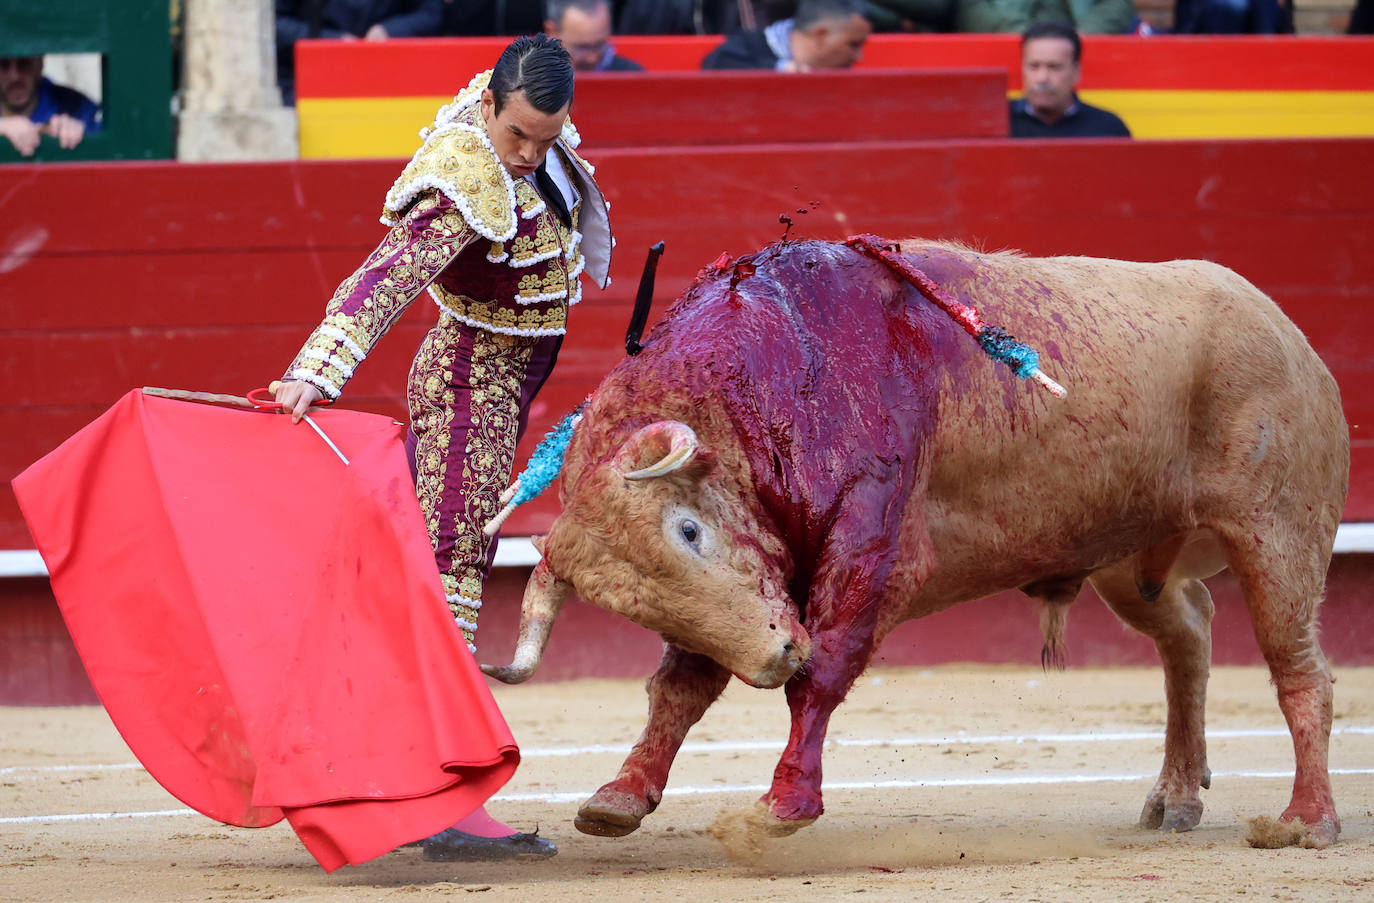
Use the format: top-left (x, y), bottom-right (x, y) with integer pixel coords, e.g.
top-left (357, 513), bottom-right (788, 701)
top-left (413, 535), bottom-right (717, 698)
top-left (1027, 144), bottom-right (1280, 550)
top-left (421, 828), bottom-right (558, 862)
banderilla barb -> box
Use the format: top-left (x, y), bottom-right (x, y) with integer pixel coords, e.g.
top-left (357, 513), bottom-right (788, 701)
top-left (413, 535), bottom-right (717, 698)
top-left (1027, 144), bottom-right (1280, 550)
top-left (845, 234), bottom-right (1067, 398)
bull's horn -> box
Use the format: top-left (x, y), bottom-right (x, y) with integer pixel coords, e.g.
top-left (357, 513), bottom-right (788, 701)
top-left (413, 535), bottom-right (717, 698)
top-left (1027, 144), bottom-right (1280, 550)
top-left (479, 558), bottom-right (569, 684)
top-left (622, 421), bottom-right (699, 480)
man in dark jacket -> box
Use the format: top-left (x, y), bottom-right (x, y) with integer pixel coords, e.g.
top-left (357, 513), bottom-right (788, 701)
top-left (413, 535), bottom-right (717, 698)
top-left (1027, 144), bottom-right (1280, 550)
top-left (701, 0), bottom-right (871, 70)
top-left (275, 0), bottom-right (445, 104)
top-left (956, 0), bottom-right (1134, 33)
top-left (1008, 21), bottom-right (1130, 138)
top-left (545, 0), bottom-right (645, 71)
top-left (617, 0), bottom-right (794, 34)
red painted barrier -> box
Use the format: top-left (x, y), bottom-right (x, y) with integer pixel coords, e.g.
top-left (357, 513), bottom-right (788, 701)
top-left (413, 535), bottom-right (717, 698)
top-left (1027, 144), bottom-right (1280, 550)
top-left (297, 68), bottom-right (1011, 159)
top-left (3, 138), bottom-right (1372, 701)
top-left (294, 34), bottom-right (1374, 96)
top-left (559, 69), bottom-right (1009, 146)
top-left (7, 553), bottom-right (1374, 704)
top-left (4, 138), bottom-right (1372, 549)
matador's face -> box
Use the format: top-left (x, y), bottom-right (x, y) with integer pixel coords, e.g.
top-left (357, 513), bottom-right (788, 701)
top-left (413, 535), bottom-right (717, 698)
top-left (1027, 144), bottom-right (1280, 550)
top-left (480, 87), bottom-right (570, 179)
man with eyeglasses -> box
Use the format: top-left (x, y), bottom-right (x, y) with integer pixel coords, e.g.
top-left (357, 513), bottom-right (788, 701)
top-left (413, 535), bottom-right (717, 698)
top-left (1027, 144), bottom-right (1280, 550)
top-left (544, 0), bottom-right (644, 72)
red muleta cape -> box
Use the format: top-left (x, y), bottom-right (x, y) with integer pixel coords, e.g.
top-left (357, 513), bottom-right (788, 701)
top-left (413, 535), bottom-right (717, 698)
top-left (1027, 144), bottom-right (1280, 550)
top-left (12, 390), bottom-right (518, 871)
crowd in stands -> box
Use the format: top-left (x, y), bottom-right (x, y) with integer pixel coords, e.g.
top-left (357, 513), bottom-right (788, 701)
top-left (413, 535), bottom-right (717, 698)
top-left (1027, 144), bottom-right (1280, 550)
top-left (274, 0), bottom-right (1305, 140)
top-left (3, 0), bottom-right (1366, 157)
top-left (272, 0), bottom-right (1352, 104)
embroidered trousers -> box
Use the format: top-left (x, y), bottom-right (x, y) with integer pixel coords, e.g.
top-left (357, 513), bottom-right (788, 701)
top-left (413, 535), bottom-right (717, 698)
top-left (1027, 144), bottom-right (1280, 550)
top-left (404, 312), bottom-right (562, 651)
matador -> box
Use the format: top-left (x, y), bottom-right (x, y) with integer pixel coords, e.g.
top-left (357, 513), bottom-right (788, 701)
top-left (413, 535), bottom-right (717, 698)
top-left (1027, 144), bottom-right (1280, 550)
top-left (276, 55), bottom-right (612, 656)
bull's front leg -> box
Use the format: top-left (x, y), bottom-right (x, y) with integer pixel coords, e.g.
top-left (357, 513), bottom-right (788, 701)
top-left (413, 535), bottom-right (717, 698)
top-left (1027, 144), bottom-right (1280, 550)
top-left (762, 496), bottom-right (902, 833)
top-left (575, 644), bottom-right (730, 836)
top-left (761, 623), bottom-right (880, 834)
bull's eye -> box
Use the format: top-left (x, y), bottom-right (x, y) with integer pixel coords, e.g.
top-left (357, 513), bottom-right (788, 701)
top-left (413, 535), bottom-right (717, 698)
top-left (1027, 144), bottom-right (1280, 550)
top-left (680, 519), bottom-right (700, 545)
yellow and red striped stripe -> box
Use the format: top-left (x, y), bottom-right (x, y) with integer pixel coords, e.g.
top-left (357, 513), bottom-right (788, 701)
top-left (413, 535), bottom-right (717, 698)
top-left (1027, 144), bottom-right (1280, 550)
top-left (294, 35), bottom-right (1374, 157)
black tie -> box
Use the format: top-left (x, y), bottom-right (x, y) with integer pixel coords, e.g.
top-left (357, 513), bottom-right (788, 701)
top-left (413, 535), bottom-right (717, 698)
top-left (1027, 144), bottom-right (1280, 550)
top-left (533, 162), bottom-right (572, 230)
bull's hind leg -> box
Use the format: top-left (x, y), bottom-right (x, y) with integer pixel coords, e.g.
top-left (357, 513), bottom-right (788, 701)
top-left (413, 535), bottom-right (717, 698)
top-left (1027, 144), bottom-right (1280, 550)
top-left (1217, 524), bottom-right (1339, 847)
top-left (1088, 552), bottom-right (1216, 833)
top-left (576, 645), bottom-right (731, 837)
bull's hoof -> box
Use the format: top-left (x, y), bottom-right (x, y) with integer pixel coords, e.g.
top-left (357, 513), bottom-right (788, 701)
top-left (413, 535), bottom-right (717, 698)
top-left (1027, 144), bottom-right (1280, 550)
top-left (1247, 813), bottom-right (1339, 849)
top-left (1278, 801), bottom-right (1340, 848)
top-left (1139, 793), bottom-right (1165, 830)
top-left (763, 788), bottom-right (823, 828)
top-left (759, 814), bottom-right (816, 837)
top-left (1139, 793), bottom-right (1203, 833)
top-left (575, 788), bottom-right (656, 837)
top-left (1293, 815), bottom-right (1339, 849)
top-left (574, 814), bottom-right (640, 837)
top-left (1160, 799), bottom-right (1205, 833)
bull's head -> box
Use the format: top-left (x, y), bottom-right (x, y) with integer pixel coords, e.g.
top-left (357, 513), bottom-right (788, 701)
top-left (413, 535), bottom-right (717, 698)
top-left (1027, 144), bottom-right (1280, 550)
top-left (482, 420), bottom-right (811, 688)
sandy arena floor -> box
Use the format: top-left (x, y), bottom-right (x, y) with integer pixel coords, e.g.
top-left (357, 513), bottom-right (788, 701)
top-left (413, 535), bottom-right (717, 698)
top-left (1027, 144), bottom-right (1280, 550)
top-left (3, 665), bottom-right (1373, 902)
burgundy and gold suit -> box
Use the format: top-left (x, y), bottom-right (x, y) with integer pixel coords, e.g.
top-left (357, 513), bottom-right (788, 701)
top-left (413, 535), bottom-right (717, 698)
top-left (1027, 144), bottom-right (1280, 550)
top-left (282, 72), bottom-right (613, 650)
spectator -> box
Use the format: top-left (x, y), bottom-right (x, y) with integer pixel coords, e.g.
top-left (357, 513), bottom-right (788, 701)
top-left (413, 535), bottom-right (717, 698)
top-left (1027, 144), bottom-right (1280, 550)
top-left (275, 0), bottom-right (444, 104)
top-left (1172, 0), bottom-right (1293, 33)
top-left (0, 56), bottom-right (101, 157)
top-left (545, 0), bottom-right (645, 70)
top-left (1352, 0), bottom-right (1374, 31)
top-left (955, 0), bottom-right (1134, 34)
top-left (617, 0), bottom-right (790, 34)
top-left (441, 0), bottom-right (544, 35)
top-left (863, 0), bottom-right (954, 31)
top-left (701, 0), bottom-right (872, 70)
top-left (1008, 21), bottom-right (1130, 138)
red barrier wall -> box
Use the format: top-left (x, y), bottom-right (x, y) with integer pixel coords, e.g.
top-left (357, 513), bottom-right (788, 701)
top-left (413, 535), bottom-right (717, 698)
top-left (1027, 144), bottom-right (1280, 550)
top-left (7, 138), bottom-right (1368, 542)
top-left (8, 555), bottom-right (1374, 705)
top-left (549, 69), bottom-right (1010, 146)
top-left (3, 137), bottom-right (1372, 701)
top-left (297, 68), bottom-right (1010, 158)
top-left (295, 34), bottom-right (1374, 94)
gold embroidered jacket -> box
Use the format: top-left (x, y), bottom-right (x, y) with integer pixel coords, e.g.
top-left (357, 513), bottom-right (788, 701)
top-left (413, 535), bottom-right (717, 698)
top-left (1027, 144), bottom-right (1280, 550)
top-left (283, 72), bottom-right (613, 400)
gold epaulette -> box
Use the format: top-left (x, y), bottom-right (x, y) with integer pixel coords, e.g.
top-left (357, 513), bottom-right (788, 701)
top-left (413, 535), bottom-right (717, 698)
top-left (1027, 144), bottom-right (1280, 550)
top-left (381, 70), bottom-right (586, 243)
top-left (381, 106), bottom-right (517, 241)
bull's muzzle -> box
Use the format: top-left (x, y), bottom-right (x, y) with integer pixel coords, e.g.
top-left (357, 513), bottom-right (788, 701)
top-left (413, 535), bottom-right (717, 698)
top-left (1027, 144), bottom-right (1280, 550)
top-left (743, 626), bottom-right (812, 689)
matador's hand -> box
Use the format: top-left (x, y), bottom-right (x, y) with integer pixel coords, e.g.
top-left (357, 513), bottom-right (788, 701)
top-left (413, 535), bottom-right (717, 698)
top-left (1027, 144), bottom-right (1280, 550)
top-left (271, 379), bottom-right (324, 423)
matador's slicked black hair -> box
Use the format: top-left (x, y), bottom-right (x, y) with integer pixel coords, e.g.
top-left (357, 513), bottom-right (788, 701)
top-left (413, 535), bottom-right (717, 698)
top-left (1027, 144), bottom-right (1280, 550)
top-left (489, 34), bottom-right (575, 115)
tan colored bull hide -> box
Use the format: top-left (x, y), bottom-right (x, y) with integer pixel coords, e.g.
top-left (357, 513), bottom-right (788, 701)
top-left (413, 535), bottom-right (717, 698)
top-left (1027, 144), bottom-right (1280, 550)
top-left (486, 239), bottom-right (1349, 849)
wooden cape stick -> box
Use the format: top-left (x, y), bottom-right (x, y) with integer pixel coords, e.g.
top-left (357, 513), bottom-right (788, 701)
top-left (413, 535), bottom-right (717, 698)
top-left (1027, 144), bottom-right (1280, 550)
top-left (141, 387), bottom-right (254, 409)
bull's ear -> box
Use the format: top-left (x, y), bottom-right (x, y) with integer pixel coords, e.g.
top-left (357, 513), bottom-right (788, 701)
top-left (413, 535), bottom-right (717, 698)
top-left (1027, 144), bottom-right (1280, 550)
top-left (530, 534), bottom-right (547, 555)
top-left (616, 421), bottom-right (703, 479)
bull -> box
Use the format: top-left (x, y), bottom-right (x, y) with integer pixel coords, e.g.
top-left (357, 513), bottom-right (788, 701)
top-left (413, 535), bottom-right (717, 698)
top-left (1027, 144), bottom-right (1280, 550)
top-left (483, 237), bottom-right (1349, 847)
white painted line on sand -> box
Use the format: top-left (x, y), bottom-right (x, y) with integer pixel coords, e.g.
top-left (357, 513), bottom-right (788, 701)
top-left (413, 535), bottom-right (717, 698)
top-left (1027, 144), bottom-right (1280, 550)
top-left (496, 767), bottom-right (1374, 805)
top-left (519, 724), bottom-right (1374, 759)
top-left (5, 725), bottom-right (1371, 777)
top-left (5, 768), bottom-right (1372, 826)
top-left (0, 762), bottom-right (144, 776)
top-left (0, 808), bottom-right (197, 825)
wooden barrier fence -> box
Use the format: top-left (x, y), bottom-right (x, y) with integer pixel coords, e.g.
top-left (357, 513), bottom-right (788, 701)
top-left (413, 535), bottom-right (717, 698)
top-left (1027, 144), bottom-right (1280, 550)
top-left (3, 135), bottom-right (1372, 699)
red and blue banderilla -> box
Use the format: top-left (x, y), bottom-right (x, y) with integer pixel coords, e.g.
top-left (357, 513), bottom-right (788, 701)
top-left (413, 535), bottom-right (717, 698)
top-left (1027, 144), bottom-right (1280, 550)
top-left (845, 234), bottom-right (1067, 399)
